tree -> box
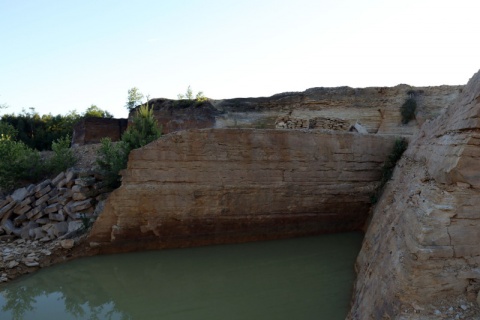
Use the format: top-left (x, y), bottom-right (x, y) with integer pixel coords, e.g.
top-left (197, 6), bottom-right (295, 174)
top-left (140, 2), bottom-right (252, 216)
top-left (177, 86), bottom-right (208, 103)
top-left (84, 105), bottom-right (113, 118)
top-left (177, 85), bottom-right (194, 100)
top-left (97, 103), bottom-right (161, 188)
top-left (122, 104), bottom-right (161, 151)
top-left (0, 121), bottom-right (17, 140)
top-left (125, 87), bottom-right (144, 111)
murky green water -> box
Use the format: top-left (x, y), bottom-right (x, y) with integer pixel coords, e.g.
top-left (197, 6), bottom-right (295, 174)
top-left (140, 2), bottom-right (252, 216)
top-left (0, 232), bottom-right (363, 320)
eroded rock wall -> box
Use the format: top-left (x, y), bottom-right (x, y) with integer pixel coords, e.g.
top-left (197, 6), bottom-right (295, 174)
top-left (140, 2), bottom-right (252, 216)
top-left (139, 85), bottom-right (462, 136)
top-left (349, 71), bottom-right (480, 319)
top-left (88, 129), bottom-right (397, 253)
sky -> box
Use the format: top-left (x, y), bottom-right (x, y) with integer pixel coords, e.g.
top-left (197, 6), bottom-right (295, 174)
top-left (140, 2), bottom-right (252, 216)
top-left (1, 0), bottom-right (479, 118)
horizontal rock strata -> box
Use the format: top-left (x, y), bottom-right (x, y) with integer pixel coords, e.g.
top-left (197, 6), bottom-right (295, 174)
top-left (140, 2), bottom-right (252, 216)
top-left (88, 129), bottom-right (397, 253)
top-left (349, 70), bottom-right (480, 319)
top-left (144, 84), bottom-right (461, 136)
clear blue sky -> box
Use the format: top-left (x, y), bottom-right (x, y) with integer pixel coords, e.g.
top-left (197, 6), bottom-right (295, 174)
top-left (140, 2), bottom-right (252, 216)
top-left (1, 0), bottom-right (479, 118)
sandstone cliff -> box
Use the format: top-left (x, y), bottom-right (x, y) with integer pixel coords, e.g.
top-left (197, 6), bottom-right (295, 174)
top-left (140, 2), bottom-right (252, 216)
top-left (349, 71), bottom-right (480, 319)
top-left (87, 129), bottom-right (397, 253)
top-left (144, 85), bottom-right (462, 136)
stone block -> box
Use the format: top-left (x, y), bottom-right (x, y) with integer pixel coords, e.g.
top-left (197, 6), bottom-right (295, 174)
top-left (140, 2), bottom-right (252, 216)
top-left (2, 220), bottom-right (21, 236)
top-left (52, 171), bottom-right (66, 186)
top-left (33, 180), bottom-right (51, 194)
top-left (35, 184), bottom-right (52, 199)
top-left (68, 220), bottom-right (83, 233)
top-left (0, 200), bottom-right (17, 219)
top-left (26, 204), bottom-right (47, 219)
top-left (74, 177), bottom-right (96, 187)
top-left (11, 187), bottom-right (28, 202)
top-left (14, 214), bottom-right (28, 226)
top-left (57, 196), bottom-right (71, 206)
top-left (65, 170), bottom-right (76, 183)
top-left (49, 212), bottom-right (65, 222)
top-left (35, 218), bottom-right (50, 225)
top-left (0, 198), bottom-right (9, 209)
top-left (47, 188), bottom-right (59, 199)
top-left (72, 185), bottom-right (89, 193)
top-left (70, 199), bottom-right (93, 212)
top-left (57, 178), bottom-right (67, 188)
top-left (72, 192), bottom-right (88, 201)
top-left (20, 196), bottom-right (36, 206)
top-left (13, 204), bottom-right (31, 215)
top-left (44, 203), bottom-right (60, 214)
top-left (34, 194), bottom-right (50, 207)
top-left (54, 222), bottom-right (68, 237)
top-left (60, 239), bottom-right (75, 249)
top-left (47, 194), bottom-right (59, 205)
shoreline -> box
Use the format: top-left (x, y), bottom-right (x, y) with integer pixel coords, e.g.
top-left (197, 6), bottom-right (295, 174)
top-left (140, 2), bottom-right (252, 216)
top-left (0, 233), bottom-right (92, 285)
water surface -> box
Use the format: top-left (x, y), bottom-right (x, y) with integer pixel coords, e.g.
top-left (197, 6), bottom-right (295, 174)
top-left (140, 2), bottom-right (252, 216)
top-left (0, 232), bottom-right (363, 320)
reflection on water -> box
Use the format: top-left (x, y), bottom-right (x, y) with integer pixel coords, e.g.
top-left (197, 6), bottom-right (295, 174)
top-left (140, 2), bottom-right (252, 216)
top-left (0, 232), bottom-right (363, 320)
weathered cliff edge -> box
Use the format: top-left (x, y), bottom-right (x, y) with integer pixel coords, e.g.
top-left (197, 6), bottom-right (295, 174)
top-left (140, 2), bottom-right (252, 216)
top-left (349, 70), bottom-right (480, 319)
top-left (146, 84), bottom-right (462, 136)
top-left (87, 129), bottom-right (397, 253)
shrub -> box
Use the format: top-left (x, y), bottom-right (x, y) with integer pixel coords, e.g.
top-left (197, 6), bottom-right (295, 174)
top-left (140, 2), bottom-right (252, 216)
top-left (96, 139), bottom-right (129, 189)
top-left (400, 98), bottom-right (417, 124)
top-left (122, 104), bottom-right (162, 151)
top-left (0, 139), bottom-right (43, 191)
top-left (97, 104), bottom-right (161, 189)
top-left (47, 135), bottom-right (76, 173)
top-left (177, 86), bottom-right (208, 105)
top-left (0, 121), bottom-right (18, 140)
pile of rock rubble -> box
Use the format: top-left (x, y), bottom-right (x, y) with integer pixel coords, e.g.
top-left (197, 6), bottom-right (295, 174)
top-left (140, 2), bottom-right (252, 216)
top-left (0, 170), bottom-right (110, 242)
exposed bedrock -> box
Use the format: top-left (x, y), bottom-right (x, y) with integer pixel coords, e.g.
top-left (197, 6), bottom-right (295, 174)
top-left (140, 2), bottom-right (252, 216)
top-left (88, 129), bottom-right (397, 253)
top-left (144, 84), bottom-right (462, 136)
top-left (349, 70), bottom-right (480, 319)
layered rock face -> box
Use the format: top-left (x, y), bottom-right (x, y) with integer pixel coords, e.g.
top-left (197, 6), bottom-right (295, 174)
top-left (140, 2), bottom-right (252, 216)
top-left (144, 85), bottom-right (462, 136)
top-left (88, 129), bottom-right (397, 253)
top-left (349, 71), bottom-right (480, 318)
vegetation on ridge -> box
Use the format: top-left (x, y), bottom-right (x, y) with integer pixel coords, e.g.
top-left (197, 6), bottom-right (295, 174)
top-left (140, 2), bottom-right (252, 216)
top-left (97, 104), bottom-right (162, 189)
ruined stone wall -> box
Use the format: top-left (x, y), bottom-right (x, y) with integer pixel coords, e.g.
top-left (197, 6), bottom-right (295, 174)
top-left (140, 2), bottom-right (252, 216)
top-left (349, 71), bottom-right (480, 319)
top-left (72, 118), bottom-right (128, 146)
top-left (87, 129), bottom-right (397, 253)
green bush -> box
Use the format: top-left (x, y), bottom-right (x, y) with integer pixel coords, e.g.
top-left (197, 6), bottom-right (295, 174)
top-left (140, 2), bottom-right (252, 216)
top-left (0, 139), bottom-right (43, 191)
top-left (0, 121), bottom-right (18, 140)
top-left (177, 86), bottom-right (208, 105)
top-left (122, 104), bottom-right (162, 151)
top-left (47, 135), bottom-right (77, 173)
top-left (400, 98), bottom-right (417, 124)
top-left (96, 138), bottom-right (129, 189)
top-left (97, 104), bottom-right (161, 189)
